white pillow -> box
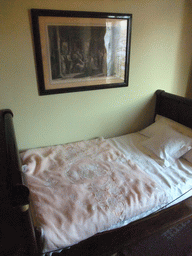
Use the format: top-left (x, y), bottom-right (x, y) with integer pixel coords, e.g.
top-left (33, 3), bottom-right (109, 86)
top-left (182, 149), bottom-right (192, 164)
top-left (139, 121), bottom-right (168, 138)
top-left (141, 125), bottom-right (192, 164)
top-left (139, 115), bottom-right (192, 138)
top-left (155, 115), bottom-right (192, 138)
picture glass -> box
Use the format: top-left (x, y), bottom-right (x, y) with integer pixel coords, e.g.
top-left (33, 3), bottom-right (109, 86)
top-left (32, 10), bottom-right (132, 94)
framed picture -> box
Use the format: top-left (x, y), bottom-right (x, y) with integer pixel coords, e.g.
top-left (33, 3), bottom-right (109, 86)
top-left (31, 9), bottom-right (132, 95)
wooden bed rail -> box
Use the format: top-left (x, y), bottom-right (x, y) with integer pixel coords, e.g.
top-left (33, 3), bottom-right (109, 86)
top-left (0, 109), bottom-right (39, 256)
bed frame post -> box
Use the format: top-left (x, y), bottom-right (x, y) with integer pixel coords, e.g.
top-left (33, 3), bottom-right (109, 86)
top-left (0, 109), bottom-right (39, 256)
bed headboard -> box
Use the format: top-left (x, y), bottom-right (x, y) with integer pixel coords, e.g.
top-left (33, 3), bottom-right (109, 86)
top-left (155, 90), bottom-right (192, 129)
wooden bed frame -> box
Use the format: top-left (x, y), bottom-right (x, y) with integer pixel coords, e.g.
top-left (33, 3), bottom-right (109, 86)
top-left (0, 90), bottom-right (192, 256)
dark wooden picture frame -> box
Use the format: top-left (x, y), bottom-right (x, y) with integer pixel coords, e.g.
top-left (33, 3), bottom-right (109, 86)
top-left (31, 9), bottom-right (132, 95)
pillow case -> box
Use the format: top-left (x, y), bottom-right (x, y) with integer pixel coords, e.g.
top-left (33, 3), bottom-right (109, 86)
top-left (139, 115), bottom-right (192, 138)
top-left (141, 124), bottom-right (192, 165)
top-left (139, 121), bottom-right (168, 138)
top-left (155, 115), bottom-right (192, 138)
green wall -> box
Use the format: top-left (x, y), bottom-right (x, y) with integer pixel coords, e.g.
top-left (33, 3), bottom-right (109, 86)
top-left (1, 0), bottom-right (192, 150)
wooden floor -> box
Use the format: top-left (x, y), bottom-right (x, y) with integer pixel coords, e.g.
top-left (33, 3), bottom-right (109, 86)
top-left (112, 219), bottom-right (192, 256)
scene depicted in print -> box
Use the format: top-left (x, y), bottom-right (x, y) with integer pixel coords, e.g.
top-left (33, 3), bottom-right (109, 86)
top-left (48, 23), bottom-right (127, 82)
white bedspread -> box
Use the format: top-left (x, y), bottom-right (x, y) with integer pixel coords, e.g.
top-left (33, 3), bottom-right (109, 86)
top-left (20, 137), bottom-right (168, 254)
top-left (109, 133), bottom-right (192, 206)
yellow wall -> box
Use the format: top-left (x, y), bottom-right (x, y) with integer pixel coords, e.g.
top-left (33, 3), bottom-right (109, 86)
top-left (1, 0), bottom-right (192, 150)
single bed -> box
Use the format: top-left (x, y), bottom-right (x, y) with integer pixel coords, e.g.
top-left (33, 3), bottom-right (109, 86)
top-left (0, 90), bottom-right (192, 256)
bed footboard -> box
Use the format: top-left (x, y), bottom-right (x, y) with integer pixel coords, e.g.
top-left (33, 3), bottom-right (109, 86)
top-left (0, 110), bottom-right (39, 256)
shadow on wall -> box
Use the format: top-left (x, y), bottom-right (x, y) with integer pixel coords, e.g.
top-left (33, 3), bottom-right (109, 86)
top-left (185, 60), bottom-right (192, 99)
top-left (174, 0), bottom-right (192, 96)
top-left (127, 93), bottom-right (156, 134)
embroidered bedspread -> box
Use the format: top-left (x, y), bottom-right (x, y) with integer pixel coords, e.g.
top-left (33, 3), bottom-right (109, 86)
top-left (20, 138), bottom-right (168, 253)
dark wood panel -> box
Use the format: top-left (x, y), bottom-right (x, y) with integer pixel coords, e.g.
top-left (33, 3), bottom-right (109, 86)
top-left (155, 90), bottom-right (192, 128)
top-left (0, 110), bottom-right (39, 256)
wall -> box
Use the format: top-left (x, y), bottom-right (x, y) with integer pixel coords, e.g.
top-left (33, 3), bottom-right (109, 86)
top-left (1, 0), bottom-right (192, 150)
